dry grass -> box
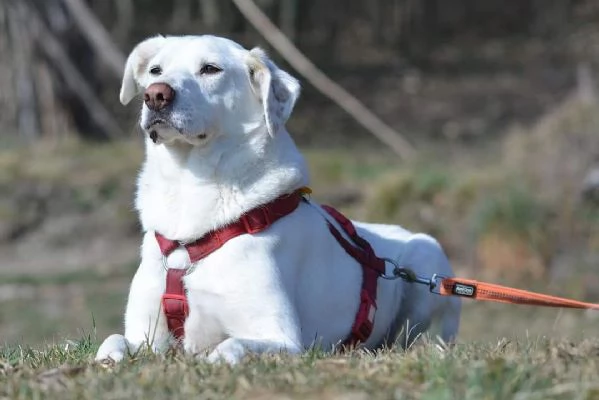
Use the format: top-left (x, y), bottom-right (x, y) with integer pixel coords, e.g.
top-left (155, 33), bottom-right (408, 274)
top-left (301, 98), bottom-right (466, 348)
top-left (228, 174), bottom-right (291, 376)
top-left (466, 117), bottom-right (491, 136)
top-left (2, 336), bottom-right (599, 399)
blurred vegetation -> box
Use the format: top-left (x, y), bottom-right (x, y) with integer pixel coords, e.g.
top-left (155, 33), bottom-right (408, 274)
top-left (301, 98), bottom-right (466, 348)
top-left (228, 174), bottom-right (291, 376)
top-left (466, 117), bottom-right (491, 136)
top-left (0, 0), bottom-right (599, 347)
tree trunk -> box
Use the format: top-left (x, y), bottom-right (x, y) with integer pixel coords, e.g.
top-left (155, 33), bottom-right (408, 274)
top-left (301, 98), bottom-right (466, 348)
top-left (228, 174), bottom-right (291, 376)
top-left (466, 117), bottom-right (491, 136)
top-left (113, 0), bottom-right (134, 43)
top-left (6, 1), bottom-right (41, 141)
top-left (0, 1), bottom-right (18, 139)
top-left (279, 0), bottom-right (297, 42)
top-left (199, 0), bottom-right (220, 30)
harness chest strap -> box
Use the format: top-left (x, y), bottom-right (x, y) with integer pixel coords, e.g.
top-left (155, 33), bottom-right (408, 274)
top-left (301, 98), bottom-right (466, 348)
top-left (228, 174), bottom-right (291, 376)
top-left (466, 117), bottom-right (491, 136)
top-left (155, 190), bottom-right (304, 340)
top-left (162, 268), bottom-right (188, 339)
top-left (155, 190), bottom-right (387, 346)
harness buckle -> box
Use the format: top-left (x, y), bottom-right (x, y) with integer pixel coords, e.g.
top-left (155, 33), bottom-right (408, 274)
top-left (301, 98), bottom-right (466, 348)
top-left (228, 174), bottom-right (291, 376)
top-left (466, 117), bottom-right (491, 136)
top-left (161, 293), bottom-right (189, 318)
top-left (242, 208), bottom-right (271, 234)
top-left (351, 289), bottom-right (377, 343)
top-left (162, 292), bottom-right (188, 340)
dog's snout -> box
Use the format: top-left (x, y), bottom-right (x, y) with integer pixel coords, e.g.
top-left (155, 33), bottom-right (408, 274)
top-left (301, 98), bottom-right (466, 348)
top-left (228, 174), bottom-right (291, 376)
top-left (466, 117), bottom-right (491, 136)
top-left (144, 83), bottom-right (175, 111)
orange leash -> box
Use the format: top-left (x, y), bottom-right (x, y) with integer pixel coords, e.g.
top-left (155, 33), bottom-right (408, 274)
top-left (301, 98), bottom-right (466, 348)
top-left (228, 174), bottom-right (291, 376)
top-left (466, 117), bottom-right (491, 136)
top-left (385, 266), bottom-right (599, 310)
top-left (436, 277), bottom-right (599, 310)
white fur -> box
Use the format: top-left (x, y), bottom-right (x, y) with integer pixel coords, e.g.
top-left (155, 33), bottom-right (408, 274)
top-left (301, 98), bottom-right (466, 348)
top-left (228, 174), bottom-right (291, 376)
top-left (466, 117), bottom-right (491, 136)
top-left (95, 35), bottom-right (461, 365)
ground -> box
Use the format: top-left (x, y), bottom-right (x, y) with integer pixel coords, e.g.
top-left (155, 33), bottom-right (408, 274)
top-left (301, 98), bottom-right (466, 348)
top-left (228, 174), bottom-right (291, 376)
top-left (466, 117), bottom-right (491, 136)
top-left (2, 337), bottom-right (599, 399)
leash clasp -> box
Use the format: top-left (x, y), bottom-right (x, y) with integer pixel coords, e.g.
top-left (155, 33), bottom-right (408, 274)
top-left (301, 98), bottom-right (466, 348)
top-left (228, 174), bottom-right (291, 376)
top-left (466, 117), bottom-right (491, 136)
top-left (380, 257), bottom-right (448, 295)
top-left (380, 257), bottom-right (409, 280)
top-left (429, 273), bottom-right (448, 295)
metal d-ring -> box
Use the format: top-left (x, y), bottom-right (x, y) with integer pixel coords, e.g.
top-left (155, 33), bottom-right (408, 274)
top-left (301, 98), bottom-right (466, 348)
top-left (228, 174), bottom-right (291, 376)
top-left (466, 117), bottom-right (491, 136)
top-left (380, 257), bottom-right (433, 285)
top-left (379, 257), bottom-right (415, 281)
top-left (162, 255), bottom-right (196, 276)
top-left (161, 255), bottom-right (170, 272)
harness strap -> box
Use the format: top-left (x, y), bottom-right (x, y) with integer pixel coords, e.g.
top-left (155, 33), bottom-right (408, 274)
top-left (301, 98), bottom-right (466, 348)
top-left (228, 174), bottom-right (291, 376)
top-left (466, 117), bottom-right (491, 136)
top-left (156, 191), bottom-right (388, 346)
top-left (156, 190), bottom-right (303, 340)
top-left (321, 205), bottom-right (386, 346)
top-left (162, 268), bottom-right (188, 340)
top-left (156, 190), bottom-right (303, 261)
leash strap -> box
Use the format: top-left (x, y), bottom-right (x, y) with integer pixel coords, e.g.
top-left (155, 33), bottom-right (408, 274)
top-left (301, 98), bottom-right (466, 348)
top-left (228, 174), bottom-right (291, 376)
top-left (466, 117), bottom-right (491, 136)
top-left (392, 271), bottom-right (599, 310)
top-left (436, 277), bottom-right (599, 309)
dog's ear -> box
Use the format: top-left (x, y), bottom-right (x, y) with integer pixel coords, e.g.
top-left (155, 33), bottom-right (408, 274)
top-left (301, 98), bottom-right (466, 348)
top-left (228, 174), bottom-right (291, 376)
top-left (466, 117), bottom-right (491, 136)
top-left (120, 35), bottom-right (167, 105)
top-left (247, 48), bottom-right (300, 136)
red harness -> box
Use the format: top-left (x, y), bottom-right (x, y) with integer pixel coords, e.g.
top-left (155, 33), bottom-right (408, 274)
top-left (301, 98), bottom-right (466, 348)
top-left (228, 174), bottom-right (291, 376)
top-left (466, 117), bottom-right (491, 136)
top-left (155, 190), bottom-right (385, 346)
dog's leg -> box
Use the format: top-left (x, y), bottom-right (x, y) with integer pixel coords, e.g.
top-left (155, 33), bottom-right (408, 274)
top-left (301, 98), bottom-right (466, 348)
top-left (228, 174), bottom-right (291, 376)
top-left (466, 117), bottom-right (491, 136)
top-left (202, 267), bottom-right (303, 364)
top-left (440, 296), bottom-right (461, 343)
top-left (95, 334), bottom-right (129, 362)
top-left (207, 338), bottom-right (302, 364)
top-left (182, 310), bottom-right (225, 355)
top-left (122, 264), bottom-right (170, 356)
top-left (96, 260), bottom-right (170, 362)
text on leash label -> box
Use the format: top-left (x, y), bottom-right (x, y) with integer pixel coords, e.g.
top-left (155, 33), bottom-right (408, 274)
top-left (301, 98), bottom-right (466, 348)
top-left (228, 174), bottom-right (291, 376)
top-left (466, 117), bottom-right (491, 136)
top-left (452, 283), bottom-right (476, 297)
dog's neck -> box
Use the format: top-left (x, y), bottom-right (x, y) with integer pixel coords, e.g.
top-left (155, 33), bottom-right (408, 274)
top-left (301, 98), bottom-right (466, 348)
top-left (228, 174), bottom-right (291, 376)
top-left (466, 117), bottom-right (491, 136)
top-left (135, 128), bottom-right (309, 241)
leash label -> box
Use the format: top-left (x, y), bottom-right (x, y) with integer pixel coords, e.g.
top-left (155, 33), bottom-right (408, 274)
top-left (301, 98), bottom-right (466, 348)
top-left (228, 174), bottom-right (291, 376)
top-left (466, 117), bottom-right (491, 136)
top-left (452, 283), bottom-right (476, 297)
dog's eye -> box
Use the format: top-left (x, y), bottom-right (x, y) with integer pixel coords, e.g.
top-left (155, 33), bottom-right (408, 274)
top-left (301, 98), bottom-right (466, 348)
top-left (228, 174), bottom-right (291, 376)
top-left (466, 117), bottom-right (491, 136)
top-left (200, 64), bottom-right (222, 75)
top-left (149, 65), bottom-right (162, 76)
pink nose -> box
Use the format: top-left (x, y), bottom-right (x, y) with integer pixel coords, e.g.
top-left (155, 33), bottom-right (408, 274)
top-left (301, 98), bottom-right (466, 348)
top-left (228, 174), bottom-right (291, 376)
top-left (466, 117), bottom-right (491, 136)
top-left (144, 83), bottom-right (175, 111)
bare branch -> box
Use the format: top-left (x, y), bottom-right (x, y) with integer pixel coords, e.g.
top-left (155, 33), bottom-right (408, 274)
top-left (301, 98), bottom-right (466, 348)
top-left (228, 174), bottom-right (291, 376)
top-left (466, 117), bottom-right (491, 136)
top-left (24, 1), bottom-right (124, 139)
top-left (231, 0), bottom-right (416, 161)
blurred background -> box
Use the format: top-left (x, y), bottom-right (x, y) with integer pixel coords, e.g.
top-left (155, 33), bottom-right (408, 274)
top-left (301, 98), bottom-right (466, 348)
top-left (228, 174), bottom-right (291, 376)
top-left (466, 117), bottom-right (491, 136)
top-left (1, 0), bottom-right (599, 347)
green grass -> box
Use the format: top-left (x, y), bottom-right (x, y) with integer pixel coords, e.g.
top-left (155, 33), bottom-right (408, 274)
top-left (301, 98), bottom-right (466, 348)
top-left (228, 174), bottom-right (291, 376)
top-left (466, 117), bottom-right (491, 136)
top-left (2, 337), bottom-right (599, 399)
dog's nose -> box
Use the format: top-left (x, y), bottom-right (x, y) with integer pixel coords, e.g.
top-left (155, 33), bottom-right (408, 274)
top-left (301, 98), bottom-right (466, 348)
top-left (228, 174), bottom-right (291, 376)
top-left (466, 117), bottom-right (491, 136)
top-left (144, 83), bottom-right (175, 111)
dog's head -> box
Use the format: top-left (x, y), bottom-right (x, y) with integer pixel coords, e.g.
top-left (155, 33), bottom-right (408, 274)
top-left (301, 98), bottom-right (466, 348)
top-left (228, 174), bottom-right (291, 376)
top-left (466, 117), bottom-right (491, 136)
top-left (120, 35), bottom-right (300, 145)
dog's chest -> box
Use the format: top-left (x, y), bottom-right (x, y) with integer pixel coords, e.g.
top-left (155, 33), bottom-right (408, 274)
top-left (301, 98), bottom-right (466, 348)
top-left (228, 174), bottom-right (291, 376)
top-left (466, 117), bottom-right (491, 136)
top-left (184, 282), bottom-right (226, 340)
top-left (160, 260), bottom-right (227, 346)
top-left (138, 177), bottom-right (223, 240)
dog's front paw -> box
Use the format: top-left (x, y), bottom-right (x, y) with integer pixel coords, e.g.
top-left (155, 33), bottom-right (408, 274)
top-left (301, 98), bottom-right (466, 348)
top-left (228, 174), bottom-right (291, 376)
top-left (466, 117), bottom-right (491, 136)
top-left (207, 338), bottom-right (246, 365)
top-left (95, 334), bottom-right (128, 363)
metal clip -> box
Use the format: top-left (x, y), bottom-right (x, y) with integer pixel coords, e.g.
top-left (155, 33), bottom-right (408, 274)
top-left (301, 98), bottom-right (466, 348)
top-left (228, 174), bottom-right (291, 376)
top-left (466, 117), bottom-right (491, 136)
top-left (429, 273), bottom-right (448, 295)
top-left (379, 258), bottom-right (448, 296)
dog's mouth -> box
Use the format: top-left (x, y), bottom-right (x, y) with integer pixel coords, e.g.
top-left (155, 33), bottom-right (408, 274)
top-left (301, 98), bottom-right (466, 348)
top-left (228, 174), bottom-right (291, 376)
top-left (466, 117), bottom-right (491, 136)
top-left (145, 118), bottom-right (174, 132)
top-left (144, 119), bottom-right (177, 143)
top-left (148, 118), bottom-right (167, 128)
top-left (144, 119), bottom-right (208, 144)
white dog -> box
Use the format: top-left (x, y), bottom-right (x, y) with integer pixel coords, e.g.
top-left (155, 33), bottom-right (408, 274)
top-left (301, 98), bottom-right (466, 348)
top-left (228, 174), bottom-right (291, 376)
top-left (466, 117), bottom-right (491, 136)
top-left (95, 35), bottom-right (461, 364)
